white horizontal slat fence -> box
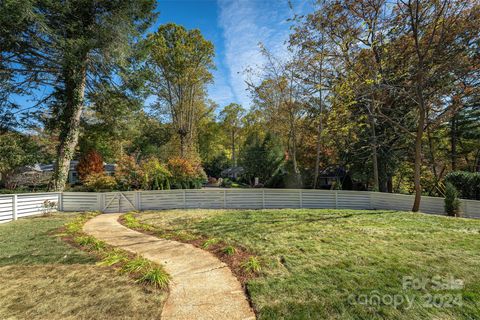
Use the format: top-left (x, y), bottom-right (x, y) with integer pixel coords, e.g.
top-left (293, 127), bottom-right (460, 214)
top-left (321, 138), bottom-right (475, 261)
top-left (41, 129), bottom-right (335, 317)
top-left (61, 189), bottom-right (480, 218)
top-left (1, 189), bottom-right (479, 223)
top-left (0, 192), bottom-right (60, 223)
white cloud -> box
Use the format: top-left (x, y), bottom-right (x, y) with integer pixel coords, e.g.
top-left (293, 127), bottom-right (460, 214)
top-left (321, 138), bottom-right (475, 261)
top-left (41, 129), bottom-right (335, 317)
top-left (217, 0), bottom-right (303, 108)
top-left (207, 68), bottom-right (235, 107)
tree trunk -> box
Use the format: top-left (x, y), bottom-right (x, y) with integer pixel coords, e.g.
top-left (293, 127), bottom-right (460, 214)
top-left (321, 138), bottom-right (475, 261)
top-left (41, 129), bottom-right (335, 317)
top-left (313, 68), bottom-right (324, 189)
top-left (387, 176), bottom-right (393, 193)
top-left (313, 120), bottom-right (323, 189)
top-left (52, 65), bottom-right (87, 191)
top-left (412, 107), bottom-right (425, 212)
top-left (290, 120), bottom-right (301, 187)
top-left (409, 0), bottom-right (426, 212)
top-left (450, 114), bottom-right (457, 171)
top-left (179, 133), bottom-right (186, 158)
top-left (231, 130), bottom-right (236, 167)
top-left (369, 113), bottom-right (379, 191)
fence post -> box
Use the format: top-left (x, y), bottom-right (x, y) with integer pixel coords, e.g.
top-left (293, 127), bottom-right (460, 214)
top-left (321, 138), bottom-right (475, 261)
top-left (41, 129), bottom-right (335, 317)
top-left (101, 193), bottom-right (106, 212)
top-left (12, 194), bottom-right (17, 221)
top-left (58, 193), bottom-right (63, 211)
top-left (136, 191), bottom-right (142, 211)
top-left (223, 189), bottom-right (227, 209)
top-left (183, 189), bottom-right (187, 209)
top-left (118, 193), bottom-right (121, 212)
top-left (299, 189), bottom-right (303, 208)
top-left (97, 193), bottom-right (102, 211)
top-left (262, 189), bottom-right (265, 209)
top-left (335, 191), bottom-right (338, 209)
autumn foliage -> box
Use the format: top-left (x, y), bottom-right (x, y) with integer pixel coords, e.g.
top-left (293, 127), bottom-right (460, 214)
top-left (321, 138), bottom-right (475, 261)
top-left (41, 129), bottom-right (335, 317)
top-left (115, 155), bottom-right (143, 190)
top-left (76, 150), bottom-right (104, 181)
top-left (167, 157), bottom-right (207, 189)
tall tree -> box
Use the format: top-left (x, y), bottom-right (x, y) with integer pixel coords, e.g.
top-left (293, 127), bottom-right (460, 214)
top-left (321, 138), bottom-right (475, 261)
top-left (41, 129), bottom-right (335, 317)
top-left (146, 23), bottom-right (215, 158)
top-left (219, 103), bottom-right (246, 167)
top-left (396, 0), bottom-right (479, 211)
top-left (248, 48), bottom-right (306, 187)
top-left (0, 0), bottom-right (156, 190)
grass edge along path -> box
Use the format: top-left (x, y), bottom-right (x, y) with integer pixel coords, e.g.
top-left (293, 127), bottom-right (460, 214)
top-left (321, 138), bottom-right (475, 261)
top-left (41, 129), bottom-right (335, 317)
top-left (62, 212), bottom-right (170, 290)
top-left (121, 211), bottom-right (261, 288)
top-left (87, 213), bottom-right (256, 320)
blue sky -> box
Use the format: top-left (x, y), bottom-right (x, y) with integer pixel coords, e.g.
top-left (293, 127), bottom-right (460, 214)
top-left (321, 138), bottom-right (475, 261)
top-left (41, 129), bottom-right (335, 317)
top-left (154, 0), bottom-right (309, 108)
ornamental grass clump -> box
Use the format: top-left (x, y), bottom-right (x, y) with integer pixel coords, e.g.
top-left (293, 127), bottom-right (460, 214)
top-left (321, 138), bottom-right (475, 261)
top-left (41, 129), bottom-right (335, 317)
top-left (223, 245), bottom-right (237, 256)
top-left (242, 256), bottom-right (261, 274)
top-left (74, 235), bottom-right (106, 251)
top-left (202, 238), bottom-right (220, 249)
top-left (122, 256), bottom-right (170, 289)
top-left (137, 267), bottom-right (170, 289)
top-left (122, 212), bottom-right (154, 231)
top-left (121, 256), bottom-right (152, 274)
top-left (97, 249), bottom-right (128, 267)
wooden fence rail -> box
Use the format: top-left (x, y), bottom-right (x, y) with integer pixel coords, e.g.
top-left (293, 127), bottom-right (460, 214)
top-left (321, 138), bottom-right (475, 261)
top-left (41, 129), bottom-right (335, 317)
top-left (1, 189), bottom-right (479, 223)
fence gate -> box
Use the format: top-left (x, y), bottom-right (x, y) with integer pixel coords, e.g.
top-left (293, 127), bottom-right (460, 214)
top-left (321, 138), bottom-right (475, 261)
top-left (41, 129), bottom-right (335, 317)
top-left (102, 192), bottom-right (137, 213)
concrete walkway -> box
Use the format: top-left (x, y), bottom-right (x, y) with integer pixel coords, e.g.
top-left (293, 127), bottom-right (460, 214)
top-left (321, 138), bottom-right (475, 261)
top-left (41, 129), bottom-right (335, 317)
top-left (84, 213), bottom-right (255, 320)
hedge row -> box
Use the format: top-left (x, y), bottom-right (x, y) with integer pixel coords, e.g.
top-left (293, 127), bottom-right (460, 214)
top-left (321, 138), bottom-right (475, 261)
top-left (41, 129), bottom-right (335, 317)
top-left (445, 171), bottom-right (480, 200)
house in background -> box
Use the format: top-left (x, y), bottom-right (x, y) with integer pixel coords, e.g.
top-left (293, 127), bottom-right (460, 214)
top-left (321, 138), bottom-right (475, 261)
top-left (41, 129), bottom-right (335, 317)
top-left (220, 166), bottom-right (244, 179)
top-left (7, 161), bottom-right (116, 187)
top-left (317, 167), bottom-right (353, 190)
top-left (48, 160), bottom-right (116, 184)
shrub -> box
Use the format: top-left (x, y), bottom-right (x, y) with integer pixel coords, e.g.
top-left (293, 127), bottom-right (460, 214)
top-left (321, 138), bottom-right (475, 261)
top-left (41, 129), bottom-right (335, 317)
top-left (83, 173), bottom-right (117, 191)
top-left (41, 199), bottom-right (57, 216)
top-left (445, 182), bottom-right (461, 217)
top-left (221, 178), bottom-right (233, 188)
top-left (167, 157), bottom-right (207, 189)
top-left (445, 171), bottom-right (480, 200)
top-left (141, 158), bottom-right (171, 190)
top-left (76, 150), bottom-right (104, 181)
top-left (115, 155), bottom-right (144, 190)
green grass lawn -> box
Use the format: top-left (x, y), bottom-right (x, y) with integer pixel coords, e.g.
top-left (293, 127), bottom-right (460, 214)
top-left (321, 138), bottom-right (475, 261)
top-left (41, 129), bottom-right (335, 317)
top-left (135, 209), bottom-right (480, 320)
top-left (0, 214), bottom-right (166, 319)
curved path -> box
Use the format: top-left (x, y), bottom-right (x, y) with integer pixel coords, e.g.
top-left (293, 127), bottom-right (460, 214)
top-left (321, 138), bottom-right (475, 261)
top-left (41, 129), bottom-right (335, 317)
top-left (84, 213), bottom-right (255, 320)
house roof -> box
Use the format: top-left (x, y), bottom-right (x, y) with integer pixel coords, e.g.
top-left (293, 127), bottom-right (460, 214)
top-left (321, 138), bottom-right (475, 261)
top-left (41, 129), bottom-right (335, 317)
top-left (25, 161), bottom-right (116, 173)
top-left (221, 166), bottom-right (244, 176)
top-left (318, 167), bottom-right (347, 178)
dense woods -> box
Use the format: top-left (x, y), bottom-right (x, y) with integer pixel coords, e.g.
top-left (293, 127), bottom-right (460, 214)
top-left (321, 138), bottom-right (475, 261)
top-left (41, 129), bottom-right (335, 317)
top-left (1, 0), bottom-right (479, 211)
